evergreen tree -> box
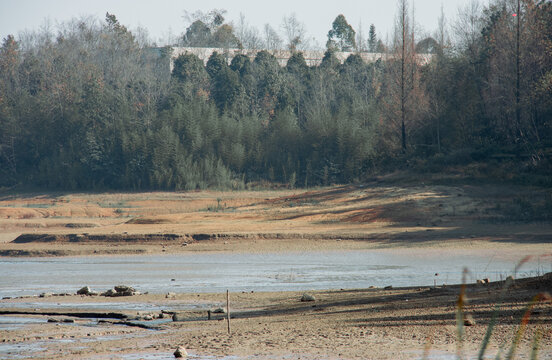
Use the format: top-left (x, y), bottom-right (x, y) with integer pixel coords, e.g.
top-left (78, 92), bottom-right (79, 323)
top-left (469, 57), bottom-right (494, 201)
top-left (327, 15), bottom-right (356, 51)
top-left (368, 24), bottom-right (377, 52)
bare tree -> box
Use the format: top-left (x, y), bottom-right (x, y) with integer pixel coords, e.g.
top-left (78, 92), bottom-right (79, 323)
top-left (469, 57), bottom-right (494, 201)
top-left (182, 9), bottom-right (227, 31)
top-left (398, 0), bottom-right (410, 151)
top-left (160, 26), bottom-right (177, 46)
top-left (481, 0), bottom-right (545, 144)
top-left (381, 0), bottom-right (428, 152)
top-left (433, 5), bottom-right (448, 153)
top-left (452, 0), bottom-right (483, 57)
top-left (435, 4), bottom-right (449, 54)
top-left (235, 13), bottom-right (262, 50)
top-left (263, 24), bottom-right (282, 50)
top-left (514, 0), bottom-right (521, 137)
top-left (281, 14), bottom-right (307, 52)
top-left (356, 21), bottom-right (367, 52)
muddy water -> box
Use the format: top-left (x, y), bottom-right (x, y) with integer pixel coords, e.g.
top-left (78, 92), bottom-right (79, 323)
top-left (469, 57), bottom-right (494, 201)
top-left (0, 249), bottom-right (549, 299)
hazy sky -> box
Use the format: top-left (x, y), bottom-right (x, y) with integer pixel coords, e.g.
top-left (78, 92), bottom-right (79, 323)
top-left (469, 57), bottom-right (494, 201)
top-left (0, 0), bottom-right (490, 47)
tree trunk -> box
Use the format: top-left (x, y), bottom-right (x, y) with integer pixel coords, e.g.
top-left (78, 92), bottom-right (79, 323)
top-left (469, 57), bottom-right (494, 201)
top-left (401, 0), bottom-right (407, 152)
top-left (515, 0), bottom-right (521, 138)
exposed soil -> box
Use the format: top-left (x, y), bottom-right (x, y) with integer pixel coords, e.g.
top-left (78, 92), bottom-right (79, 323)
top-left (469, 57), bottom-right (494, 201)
top-left (1, 274), bottom-right (550, 359)
top-left (0, 178), bottom-right (551, 358)
top-left (0, 179), bottom-right (551, 256)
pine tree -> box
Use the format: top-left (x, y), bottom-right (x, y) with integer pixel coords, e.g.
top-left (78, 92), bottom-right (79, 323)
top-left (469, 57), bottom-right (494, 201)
top-left (368, 24), bottom-right (377, 52)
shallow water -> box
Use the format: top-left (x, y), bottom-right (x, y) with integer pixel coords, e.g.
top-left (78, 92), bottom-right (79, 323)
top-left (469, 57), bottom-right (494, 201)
top-left (0, 330), bottom-right (165, 359)
top-left (0, 249), bottom-right (549, 299)
top-left (1, 301), bottom-right (213, 311)
top-left (0, 315), bottom-right (46, 330)
top-left (0, 342), bottom-right (43, 359)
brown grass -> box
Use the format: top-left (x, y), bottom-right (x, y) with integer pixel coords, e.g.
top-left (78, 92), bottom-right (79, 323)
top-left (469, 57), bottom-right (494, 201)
top-left (0, 182), bottom-right (550, 254)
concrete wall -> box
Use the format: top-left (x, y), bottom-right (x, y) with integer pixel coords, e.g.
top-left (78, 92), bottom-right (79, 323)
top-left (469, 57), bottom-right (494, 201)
top-left (168, 47), bottom-right (433, 72)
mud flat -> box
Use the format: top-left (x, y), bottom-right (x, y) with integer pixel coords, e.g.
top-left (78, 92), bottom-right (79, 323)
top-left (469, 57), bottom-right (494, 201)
top-left (0, 274), bottom-right (551, 359)
top-left (0, 183), bottom-right (551, 358)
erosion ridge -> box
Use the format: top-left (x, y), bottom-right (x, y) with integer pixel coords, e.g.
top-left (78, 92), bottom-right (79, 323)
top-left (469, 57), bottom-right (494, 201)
top-left (11, 232), bottom-right (435, 244)
top-left (12, 233), bottom-right (185, 244)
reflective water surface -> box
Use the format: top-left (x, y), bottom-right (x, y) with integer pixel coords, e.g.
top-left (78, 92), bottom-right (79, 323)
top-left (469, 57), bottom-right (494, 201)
top-left (1, 249), bottom-right (548, 299)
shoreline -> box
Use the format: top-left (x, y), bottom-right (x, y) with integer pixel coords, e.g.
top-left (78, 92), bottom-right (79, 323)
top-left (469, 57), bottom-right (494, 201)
top-left (2, 228), bottom-right (552, 257)
top-left (1, 274), bottom-right (551, 359)
top-left (1, 186), bottom-right (551, 358)
top-left (1, 240), bottom-right (551, 260)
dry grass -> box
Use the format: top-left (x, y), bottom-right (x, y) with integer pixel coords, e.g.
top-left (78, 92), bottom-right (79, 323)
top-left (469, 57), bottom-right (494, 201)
top-left (0, 182), bottom-right (550, 254)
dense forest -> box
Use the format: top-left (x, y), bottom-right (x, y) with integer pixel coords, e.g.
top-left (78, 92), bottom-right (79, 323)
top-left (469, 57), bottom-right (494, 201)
top-left (0, 0), bottom-right (551, 190)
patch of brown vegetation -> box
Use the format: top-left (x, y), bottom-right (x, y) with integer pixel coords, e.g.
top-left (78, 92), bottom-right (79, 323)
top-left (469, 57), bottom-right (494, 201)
top-left (0, 181), bottom-right (550, 254)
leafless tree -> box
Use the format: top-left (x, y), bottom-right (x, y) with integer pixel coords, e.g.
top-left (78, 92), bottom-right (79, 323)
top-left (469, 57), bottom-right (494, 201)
top-left (356, 20), bottom-right (367, 52)
top-left (183, 9), bottom-right (227, 31)
top-left (381, 0), bottom-right (428, 152)
top-left (263, 24), bottom-right (282, 50)
top-left (281, 13), bottom-right (308, 51)
top-left (452, 0), bottom-right (483, 57)
top-left (235, 13), bottom-right (262, 50)
top-left (397, 0), bottom-right (410, 151)
top-left (481, 0), bottom-right (546, 145)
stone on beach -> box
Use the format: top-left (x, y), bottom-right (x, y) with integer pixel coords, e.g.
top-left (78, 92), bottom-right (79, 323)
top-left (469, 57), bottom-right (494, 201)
top-left (172, 312), bottom-right (187, 321)
top-left (102, 289), bottom-right (117, 297)
top-left (301, 293), bottom-right (316, 302)
top-left (102, 285), bottom-right (138, 297)
top-left (174, 345), bottom-right (188, 358)
top-left (464, 314), bottom-right (476, 326)
top-left (114, 285), bottom-right (136, 295)
top-left (77, 286), bottom-right (92, 295)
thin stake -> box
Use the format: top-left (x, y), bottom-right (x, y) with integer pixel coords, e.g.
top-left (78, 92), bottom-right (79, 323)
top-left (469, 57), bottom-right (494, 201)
top-left (226, 289), bottom-right (231, 334)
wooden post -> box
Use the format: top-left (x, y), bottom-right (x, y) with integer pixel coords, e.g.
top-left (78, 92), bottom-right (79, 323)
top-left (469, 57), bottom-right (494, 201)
top-left (226, 289), bottom-right (231, 334)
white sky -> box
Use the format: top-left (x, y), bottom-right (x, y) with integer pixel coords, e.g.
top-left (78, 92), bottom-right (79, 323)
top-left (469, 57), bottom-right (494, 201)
top-left (0, 0), bottom-right (490, 47)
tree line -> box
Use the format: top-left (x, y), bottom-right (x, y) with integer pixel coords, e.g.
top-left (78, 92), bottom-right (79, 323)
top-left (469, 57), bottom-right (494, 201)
top-left (0, 0), bottom-right (551, 190)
